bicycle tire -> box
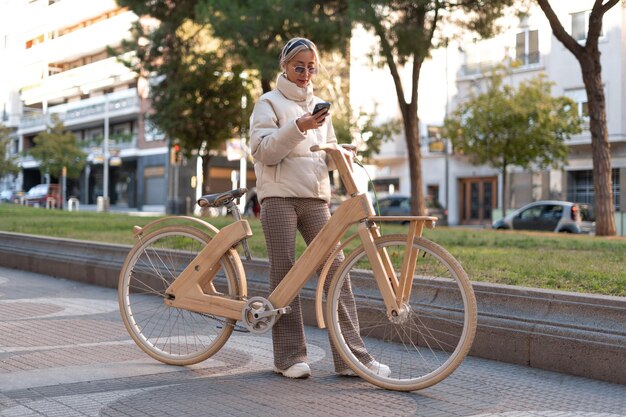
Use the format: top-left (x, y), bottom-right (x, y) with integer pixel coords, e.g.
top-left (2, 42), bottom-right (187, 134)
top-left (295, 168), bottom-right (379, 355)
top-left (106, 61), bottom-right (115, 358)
top-left (326, 234), bottom-right (477, 391)
top-left (118, 225), bottom-right (241, 365)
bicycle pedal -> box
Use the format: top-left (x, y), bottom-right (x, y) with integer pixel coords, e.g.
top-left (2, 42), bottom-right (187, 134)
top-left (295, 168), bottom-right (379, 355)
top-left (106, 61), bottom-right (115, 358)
top-left (277, 306), bottom-right (292, 315)
top-left (216, 323), bottom-right (250, 333)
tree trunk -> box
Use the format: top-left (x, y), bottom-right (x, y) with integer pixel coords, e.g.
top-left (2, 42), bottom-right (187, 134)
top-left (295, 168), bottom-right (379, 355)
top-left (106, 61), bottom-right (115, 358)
top-left (501, 163), bottom-right (508, 217)
top-left (536, 0), bottom-right (617, 236)
top-left (202, 154), bottom-right (212, 194)
top-left (261, 78), bottom-right (272, 94)
top-left (403, 110), bottom-right (425, 216)
top-left (368, 5), bottom-right (427, 216)
top-left (580, 55), bottom-right (616, 236)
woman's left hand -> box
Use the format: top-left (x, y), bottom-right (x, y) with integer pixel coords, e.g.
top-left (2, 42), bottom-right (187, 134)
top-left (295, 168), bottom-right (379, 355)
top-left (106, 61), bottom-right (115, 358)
top-left (296, 111), bottom-right (329, 132)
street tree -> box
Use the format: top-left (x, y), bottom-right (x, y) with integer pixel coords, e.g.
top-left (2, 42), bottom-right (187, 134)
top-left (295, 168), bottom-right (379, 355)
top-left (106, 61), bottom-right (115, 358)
top-left (536, 0), bottom-right (618, 235)
top-left (197, 0), bottom-right (351, 93)
top-left (349, 0), bottom-right (516, 215)
top-left (29, 114), bottom-right (86, 180)
top-left (115, 0), bottom-right (251, 192)
top-left (185, 0), bottom-right (398, 180)
top-left (197, 1), bottom-right (367, 151)
top-left (443, 70), bottom-right (582, 216)
top-left (0, 124), bottom-right (19, 178)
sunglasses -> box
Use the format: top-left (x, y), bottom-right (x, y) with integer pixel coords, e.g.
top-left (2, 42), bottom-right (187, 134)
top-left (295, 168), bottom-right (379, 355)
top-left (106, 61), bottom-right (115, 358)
top-left (293, 66), bottom-right (318, 75)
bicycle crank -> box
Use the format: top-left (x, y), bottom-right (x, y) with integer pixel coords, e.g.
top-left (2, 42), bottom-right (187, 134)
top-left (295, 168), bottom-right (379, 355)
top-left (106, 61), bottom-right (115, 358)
top-left (241, 296), bottom-right (291, 334)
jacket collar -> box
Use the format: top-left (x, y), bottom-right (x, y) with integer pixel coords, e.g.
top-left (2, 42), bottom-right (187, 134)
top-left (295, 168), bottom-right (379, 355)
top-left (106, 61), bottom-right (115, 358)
top-left (276, 73), bottom-right (314, 105)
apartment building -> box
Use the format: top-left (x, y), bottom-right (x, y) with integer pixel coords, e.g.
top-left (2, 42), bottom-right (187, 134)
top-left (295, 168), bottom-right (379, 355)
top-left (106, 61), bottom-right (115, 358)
top-left (352, 1), bottom-right (625, 229)
top-left (1, 0), bottom-right (171, 209)
top-left (450, 1), bottom-right (625, 227)
top-left (3, 1), bottom-right (625, 226)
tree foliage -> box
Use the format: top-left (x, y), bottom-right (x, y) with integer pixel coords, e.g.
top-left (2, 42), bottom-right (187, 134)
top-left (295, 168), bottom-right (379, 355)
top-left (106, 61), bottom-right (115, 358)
top-left (116, 0), bottom-right (251, 192)
top-left (29, 115), bottom-right (86, 180)
top-left (121, 0), bottom-right (397, 186)
top-left (536, 0), bottom-right (619, 235)
top-left (197, 0), bottom-right (351, 93)
top-left (348, 0), bottom-right (516, 215)
top-left (0, 124), bottom-right (19, 178)
top-left (444, 69), bottom-right (581, 215)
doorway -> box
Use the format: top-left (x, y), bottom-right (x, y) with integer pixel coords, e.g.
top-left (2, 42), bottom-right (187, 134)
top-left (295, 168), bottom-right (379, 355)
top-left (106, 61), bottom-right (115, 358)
top-left (459, 177), bottom-right (497, 225)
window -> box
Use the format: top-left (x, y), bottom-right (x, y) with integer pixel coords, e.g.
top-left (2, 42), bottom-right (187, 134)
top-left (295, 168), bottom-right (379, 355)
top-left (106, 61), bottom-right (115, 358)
top-left (567, 169), bottom-right (620, 211)
top-left (565, 88), bottom-right (590, 130)
top-left (111, 122), bottom-right (134, 144)
top-left (25, 34), bottom-right (45, 49)
top-left (515, 29), bottom-right (539, 66)
top-left (571, 10), bottom-right (603, 42)
top-left (427, 125), bottom-right (444, 153)
top-left (85, 127), bottom-right (103, 144)
top-left (520, 206), bottom-right (542, 220)
top-left (541, 205), bottom-right (563, 220)
top-left (371, 178), bottom-right (399, 194)
top-left (144, 119), bottom-right (165, 142)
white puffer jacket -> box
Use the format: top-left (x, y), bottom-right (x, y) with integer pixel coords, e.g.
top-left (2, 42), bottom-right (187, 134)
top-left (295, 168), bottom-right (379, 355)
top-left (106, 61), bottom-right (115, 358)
top-left (250, 74), bottom-right (337, 203)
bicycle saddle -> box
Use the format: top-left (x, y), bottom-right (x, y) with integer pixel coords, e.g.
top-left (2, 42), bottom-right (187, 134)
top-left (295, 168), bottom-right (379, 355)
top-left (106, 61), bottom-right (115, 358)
top-left (197, 188), bottom-right (248, 208)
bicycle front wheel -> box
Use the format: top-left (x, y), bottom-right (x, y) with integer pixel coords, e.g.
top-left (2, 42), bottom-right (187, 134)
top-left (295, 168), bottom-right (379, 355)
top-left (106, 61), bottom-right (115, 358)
top-left (118, 226), bottom-right (241, 365)
top-left (326, 234), bottom-right (477, 391)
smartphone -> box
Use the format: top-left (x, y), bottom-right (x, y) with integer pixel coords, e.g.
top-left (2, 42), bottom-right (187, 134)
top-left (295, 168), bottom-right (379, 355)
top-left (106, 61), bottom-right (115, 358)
top-left (312, 101), bottom-right (331, 116)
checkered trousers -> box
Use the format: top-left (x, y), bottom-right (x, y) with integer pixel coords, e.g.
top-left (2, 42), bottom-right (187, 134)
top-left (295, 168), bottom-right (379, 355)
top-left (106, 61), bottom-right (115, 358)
top-left (260, 197), bottom-right (373, 372)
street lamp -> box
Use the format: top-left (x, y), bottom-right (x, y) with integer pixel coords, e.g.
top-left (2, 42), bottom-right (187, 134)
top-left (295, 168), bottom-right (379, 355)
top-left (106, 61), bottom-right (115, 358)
top-left (102, 93), bottom-right (110, 211)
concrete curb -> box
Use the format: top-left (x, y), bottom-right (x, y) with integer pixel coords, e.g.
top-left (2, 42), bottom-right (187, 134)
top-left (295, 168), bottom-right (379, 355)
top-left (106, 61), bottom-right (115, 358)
top-left (0, 231), bottom-right (624, 385)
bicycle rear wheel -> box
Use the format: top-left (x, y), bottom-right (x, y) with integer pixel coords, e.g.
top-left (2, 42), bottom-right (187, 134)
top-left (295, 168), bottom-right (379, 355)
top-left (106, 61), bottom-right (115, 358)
top-left (326, 234), bottom-right (477, 391)
top-left (118, 226), bottom-right (241, 365)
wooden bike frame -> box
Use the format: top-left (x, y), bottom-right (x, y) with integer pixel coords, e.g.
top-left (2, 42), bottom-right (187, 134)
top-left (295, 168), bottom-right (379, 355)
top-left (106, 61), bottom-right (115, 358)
top-left (163, 144), bottom-right (436, 325)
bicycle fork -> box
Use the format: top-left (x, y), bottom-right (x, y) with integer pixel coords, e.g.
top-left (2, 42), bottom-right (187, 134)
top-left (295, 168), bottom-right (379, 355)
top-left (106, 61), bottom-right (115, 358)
top-left (357, 219), bottom-right (423, 321)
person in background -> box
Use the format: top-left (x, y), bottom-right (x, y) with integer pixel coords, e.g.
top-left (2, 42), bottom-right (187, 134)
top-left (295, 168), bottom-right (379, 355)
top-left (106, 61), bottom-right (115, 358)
top-left (244, 187), bottom-right (260, 218)
top-left (249, 37), bottom-right (390, 379)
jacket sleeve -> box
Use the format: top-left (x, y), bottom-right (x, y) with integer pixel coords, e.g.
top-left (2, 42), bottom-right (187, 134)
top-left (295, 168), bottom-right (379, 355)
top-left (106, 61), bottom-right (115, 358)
top-left (250, 99), bottom-right (306, 166)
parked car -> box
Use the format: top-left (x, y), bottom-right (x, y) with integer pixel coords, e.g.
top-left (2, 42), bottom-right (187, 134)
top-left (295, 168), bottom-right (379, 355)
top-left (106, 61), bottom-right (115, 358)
top-left (492, 200), bottom-right (595, 234)
top-left (0, 189), bottom-right (13, 203)
top-left (375, 195), bottom-right (448, 224)
top-left (23, 184), bottom-right (61, 208)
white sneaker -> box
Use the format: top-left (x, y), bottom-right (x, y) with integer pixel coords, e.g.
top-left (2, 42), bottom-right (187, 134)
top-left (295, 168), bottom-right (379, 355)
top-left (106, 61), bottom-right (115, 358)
top-left (337, 368), bottom-right (357, 376)
top-left (367, 360), bottom-right (391, 377)
top-left (338, 360), bottom-right (391, 378)
top-left (273, 362), bottom-right (311, 379)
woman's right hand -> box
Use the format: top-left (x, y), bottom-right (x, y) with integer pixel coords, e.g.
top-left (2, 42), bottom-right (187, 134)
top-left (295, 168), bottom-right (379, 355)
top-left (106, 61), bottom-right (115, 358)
top-left (296, 111), bottom-right (329, 132)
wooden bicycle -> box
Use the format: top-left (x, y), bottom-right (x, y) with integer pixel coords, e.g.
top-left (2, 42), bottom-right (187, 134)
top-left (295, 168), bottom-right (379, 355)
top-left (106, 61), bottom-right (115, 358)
top-left (118, 144), bottom-right (477, 391)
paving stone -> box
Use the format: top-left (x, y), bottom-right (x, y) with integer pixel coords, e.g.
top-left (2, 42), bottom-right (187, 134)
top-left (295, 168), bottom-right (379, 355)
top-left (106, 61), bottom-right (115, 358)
top-left (1, 266), bottom-right (625, 417)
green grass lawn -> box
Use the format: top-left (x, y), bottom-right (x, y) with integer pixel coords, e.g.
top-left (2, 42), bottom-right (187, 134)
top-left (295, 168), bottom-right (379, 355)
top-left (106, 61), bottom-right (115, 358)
top-left (1, 204), bottom-right (625, 296)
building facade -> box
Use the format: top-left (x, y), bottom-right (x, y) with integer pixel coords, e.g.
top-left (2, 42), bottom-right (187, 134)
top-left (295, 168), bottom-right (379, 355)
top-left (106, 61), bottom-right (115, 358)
top-left (1, 0), bottom-right (172, 209)
top-left (451, 1), bottom-right (625, 227)
top-left (351, 1), bottom-right (625, 230)
top-left (2, 1), bottom-right (625, 228)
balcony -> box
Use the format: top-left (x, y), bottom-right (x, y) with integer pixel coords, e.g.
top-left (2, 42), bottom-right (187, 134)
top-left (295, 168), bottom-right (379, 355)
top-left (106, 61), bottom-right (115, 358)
top-left (460, 60), bottom-right (501, 77)
top-left (514, 51), bottom-right (541, 67)
top-left (21, 9), bottom-right (136, 66)
top-left (461, 53), bottom-right (542, 78)
top-left (20, 54), bottom-right (137, 106)
top-left (18, 88), bottom-right (140, 134)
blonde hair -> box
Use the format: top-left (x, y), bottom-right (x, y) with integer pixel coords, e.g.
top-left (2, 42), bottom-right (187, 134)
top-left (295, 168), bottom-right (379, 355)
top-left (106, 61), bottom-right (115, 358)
top-left (279, 37), bottom-right (320, 71)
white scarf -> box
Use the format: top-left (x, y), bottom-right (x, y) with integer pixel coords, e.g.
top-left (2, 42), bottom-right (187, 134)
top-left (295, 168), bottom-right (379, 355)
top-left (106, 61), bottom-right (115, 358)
top-left (276, 73), bottom-right (314, 107)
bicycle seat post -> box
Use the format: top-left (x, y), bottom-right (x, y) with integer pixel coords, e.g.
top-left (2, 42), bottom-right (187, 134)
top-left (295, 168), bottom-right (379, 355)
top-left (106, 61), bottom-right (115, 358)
top-left (226, 200), bottom-right (252, 261)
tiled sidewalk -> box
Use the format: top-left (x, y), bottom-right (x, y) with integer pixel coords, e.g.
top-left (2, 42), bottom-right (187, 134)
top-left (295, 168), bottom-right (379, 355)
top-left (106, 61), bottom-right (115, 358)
top-left (0, 266), bottom-right (624, 417)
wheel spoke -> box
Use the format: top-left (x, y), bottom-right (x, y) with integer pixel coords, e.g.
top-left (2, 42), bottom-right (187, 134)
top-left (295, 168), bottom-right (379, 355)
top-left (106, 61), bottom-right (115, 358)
top-left (119, 227), bottom-right (239, 365)
top-left (327, 234), bottom-right (476, 391)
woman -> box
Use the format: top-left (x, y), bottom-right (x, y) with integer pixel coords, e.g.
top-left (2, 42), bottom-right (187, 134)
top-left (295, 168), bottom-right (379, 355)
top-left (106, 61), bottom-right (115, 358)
top-left (249, 37), bottom-right (390, 379)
